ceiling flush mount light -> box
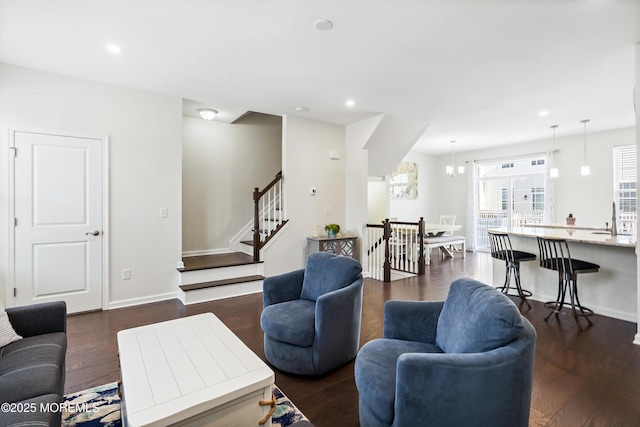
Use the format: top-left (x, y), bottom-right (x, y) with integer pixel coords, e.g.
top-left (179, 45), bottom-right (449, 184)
top-left (313, 19), bottom-right (333, 31)
top-left (446, 140), bottom-right (463, 176)
top-left (580, 119), bottom-right (591, 176)
top-left (549, 125), bottom-right (559, 178)
top-left (197, 108), bottom-right (218, 120)
top-left (539, 110), bottom-right (549, 117)
top-left (345, 99), bottom-right (355, 108)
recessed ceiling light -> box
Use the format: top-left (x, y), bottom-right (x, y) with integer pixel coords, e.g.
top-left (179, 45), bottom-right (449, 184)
top-left (538, 110), bottom-right (549, 116)
top-left (345, 99), bottom-right (355, 108)
top-left (105, 44), bottom-right (121, 54)
top-left (295, 106), bottom-right (309, 112)
top-left (313, 19), bottom-right (333, 31)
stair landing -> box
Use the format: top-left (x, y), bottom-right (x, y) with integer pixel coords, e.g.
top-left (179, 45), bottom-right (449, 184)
top-left (178, 252), bottom-right (264, 305)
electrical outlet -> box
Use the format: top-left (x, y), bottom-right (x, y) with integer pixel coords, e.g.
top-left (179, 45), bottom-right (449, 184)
top-left (122, 269), bottom-right (131, 280)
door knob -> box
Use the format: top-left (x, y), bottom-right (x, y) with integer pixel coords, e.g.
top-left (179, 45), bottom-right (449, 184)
top-left (85, 230), bottom-right (101, 236)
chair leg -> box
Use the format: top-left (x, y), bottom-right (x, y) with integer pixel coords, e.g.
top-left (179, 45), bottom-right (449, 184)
top-left (513, 263), bottom-right (532, 309)
top-left (544, 274), bottom-right (565, 322)
top-left (569, 275), bottom-right (594, 330)
top-left (497, 261), bottom-right (532, 309)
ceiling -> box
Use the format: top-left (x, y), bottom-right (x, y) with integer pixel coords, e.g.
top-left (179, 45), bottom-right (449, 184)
top-left (0, 0), bottom-right (638, 155)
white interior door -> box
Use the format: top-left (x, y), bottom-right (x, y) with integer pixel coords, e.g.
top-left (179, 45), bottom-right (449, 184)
top-left (12, 130), bottom-right (104, 313)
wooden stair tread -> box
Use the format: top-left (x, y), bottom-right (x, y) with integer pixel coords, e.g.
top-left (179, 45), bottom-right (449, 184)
top-left (179, 275), bottom-right (265, 292)
top-left (240, 240), bottom-right (253, 246)
top-left (179, 252), bottom-right (261, 272)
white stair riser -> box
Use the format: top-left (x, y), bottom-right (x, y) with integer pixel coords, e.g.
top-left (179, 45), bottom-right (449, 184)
top-left (179, 280), bottom-right (263, 305)
top-left (179, 264), bottom-right (263, 285)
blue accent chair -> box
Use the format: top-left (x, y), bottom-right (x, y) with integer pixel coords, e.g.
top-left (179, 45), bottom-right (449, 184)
top-left (260, 252), bottom-right (364, 375)
top-left (355, 277), bottom-right (536, 427)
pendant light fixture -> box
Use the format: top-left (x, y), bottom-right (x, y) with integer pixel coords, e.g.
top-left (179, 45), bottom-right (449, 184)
top-left (549, 125), bottom-right (559, 178)
top-left (446, 141), bottom-right (456, 177)
top-left (580, 119), bottom-right (590, 176)
top-left (446, 140), bottom-right (463, 176)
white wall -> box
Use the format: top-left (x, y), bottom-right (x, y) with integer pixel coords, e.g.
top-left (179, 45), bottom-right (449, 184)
top-left (182, 113), bottom-right (282, 253)
top-left (0, 64), bottom-right (182, 308)
top-left (427, 127), bottom-right (636, 240)
top-left (367, 179), bottom-right (387, 224)
top-left (389, 151), bottom-right (440, 223)
top-left (263, 115), bottom-right (346, 275)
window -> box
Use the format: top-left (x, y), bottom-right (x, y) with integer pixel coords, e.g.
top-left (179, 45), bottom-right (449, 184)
top-left (613, 145), bottom-right (637, 232)
top-left (531, 188), bottom-right (544, 211)
top-left (476, 156), bottom-right (546, 249)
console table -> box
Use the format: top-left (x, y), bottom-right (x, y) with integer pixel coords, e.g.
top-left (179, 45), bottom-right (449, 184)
top-left (307, 236), bottom-right (357, 259)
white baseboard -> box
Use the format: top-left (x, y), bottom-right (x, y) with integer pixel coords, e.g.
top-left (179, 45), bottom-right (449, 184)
top-left (182, 248), bottom-right (232, 257)
top-left (106, 291), bottom-right (178, 310)
top-left (528, 294), bottom-right (637, 323)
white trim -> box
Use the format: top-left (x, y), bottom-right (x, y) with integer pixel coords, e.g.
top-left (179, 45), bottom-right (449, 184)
top-left (634, 333), bottom-right (640, 346)
top-left (529, 295), bottom-right (637, 324)
top-left (107, 291), bottom-right (178, 310)
top-left (5, 125), bottom-right (15, 306)
top-left (182, 248), bottom-right (232, 257)
top-left (101, 136), bottom-right (110, 311)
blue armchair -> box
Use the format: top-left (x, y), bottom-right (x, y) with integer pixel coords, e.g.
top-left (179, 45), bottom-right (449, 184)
top-left (260, 252), bottom-right (364, 375)
top-left (355, 277), bottom-right (536, 427)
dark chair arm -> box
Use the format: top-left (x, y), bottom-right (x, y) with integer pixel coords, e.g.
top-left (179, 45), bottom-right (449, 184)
top-left (6, 301), bottom-right (67, 337)
top-left (383, 300), bottom-right (444, 344)
top-left (262, 269), bottom-right (305, 307)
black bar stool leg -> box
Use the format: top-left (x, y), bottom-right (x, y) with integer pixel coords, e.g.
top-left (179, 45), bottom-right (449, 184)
top-left (513, 262), bottom-right (532, 309)
top-left (570, 275), bottom-right (594, 330)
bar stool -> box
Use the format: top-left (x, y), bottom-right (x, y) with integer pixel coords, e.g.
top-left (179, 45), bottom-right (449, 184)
top-left (488, 230), bottom-right (536, 308)
top-left (536, 237), bottom-right (599, 330)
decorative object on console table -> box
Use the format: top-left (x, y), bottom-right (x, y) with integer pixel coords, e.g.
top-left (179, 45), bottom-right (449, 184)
top-left (307, 236), bottom-right (357, 259)
top-left (325, 223), bottom-right (340, 238)
top-left (566, 213), bottom-right (575, 226)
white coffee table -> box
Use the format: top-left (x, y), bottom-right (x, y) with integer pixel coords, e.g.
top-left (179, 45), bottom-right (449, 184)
top-left (117, 313), bottom-right (274, 427)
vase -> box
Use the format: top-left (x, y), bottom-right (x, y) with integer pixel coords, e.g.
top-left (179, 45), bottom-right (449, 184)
top-left (327, 230), bottom-right (337, 238)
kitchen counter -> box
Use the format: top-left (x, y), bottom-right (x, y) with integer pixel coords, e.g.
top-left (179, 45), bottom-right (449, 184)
top-left (491, 225), bottom-right (636, 248)
top-left (489, 226), bottom-right (637, 323)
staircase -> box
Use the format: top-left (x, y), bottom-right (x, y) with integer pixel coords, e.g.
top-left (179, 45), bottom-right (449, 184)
top-left (178, 253), bottom-right (264, 305)
top-left (178, 171), bottom-right (287, 305)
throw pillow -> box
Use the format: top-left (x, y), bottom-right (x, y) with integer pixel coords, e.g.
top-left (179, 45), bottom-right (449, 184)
top-left (0, 302), bottom-right (22, 347)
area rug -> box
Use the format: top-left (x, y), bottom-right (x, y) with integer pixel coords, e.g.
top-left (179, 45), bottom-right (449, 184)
top-left (62, 382), bottom-right (308, 427)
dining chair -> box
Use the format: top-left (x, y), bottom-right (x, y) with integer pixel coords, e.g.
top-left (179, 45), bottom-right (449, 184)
top-left (439, 214), bottom-right (462, 252)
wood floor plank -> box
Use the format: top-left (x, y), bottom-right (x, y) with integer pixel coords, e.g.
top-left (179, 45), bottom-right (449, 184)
top-left (64, 252), bottom-right (640, 426)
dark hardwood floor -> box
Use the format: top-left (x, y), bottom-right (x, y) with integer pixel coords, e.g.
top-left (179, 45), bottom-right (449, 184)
top-left (65, 252), bottom-right (640, 426)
